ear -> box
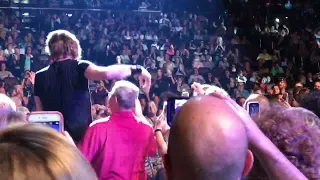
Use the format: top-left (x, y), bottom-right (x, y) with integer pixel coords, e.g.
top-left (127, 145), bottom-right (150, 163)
top-left (163, 154), bottom-right (172, 180)
top-left (242, 150), bottom-right (254, 177)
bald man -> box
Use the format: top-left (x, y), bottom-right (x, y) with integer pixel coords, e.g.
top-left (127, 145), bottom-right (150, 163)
top-left (164, 95), bottom-right (253, 180)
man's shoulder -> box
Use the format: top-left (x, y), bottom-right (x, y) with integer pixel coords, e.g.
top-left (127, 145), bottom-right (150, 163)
top-left (36, 65), bottom-right (50, 75)
top-left (77, 59), bottom-right (92, 66)
top-left (89, 117), bottom-right (111, 128)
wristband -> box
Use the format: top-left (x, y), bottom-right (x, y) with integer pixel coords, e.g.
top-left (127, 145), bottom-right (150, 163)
top-left (131, 65), bottom-right (142, 76)
top-left (154, 129), bottom-right (162, 134)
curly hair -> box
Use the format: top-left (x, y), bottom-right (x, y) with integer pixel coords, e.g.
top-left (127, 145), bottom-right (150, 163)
top-left (251, 107), bottom-right (320, 180)
top-left (45, 30), bottom-right (82, 60)
top-left (300, 90), bottom-right (320, 118)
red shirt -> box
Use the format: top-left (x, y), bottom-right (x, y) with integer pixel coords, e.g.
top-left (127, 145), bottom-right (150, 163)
top-left (78, 111), bottom-right (157, 180)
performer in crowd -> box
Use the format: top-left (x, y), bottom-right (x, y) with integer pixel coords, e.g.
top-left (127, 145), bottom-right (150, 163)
top-left (34, 30), bottom-right (151, 142)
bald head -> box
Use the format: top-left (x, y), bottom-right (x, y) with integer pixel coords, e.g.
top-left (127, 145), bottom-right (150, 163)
top-left (0, 94), bottom-right (16, 121)
top-left (165, 95), bottom-right (249, 180)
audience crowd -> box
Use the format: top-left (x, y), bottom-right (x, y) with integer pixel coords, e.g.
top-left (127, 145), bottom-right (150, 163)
top-left (1, 1), bottom-right (320, 179)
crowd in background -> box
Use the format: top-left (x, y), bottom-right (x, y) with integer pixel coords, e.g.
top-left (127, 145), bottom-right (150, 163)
top-left (1, 1), bottom-right (320, 179)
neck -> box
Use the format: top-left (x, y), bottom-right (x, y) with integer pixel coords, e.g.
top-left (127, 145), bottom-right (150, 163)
top-left (55, 56), bottom-right (71, 62)
top-left (113, 109), bottom-right (133, 114)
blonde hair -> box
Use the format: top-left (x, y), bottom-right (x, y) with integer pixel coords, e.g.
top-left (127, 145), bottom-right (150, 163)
top-left (0, 111), bottom-right (26, 130)
top-left (16, 106), bottom-right (30, 115)
top-left (0, 94), bottom-right (16, 121)
top-left (0, 124), bottom-right (98, 180)
top-left (45, 30), bottom-right (82, 60)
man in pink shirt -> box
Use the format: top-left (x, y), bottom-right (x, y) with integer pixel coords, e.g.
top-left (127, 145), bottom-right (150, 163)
top-left (78, 80), bottom-right (156, 180)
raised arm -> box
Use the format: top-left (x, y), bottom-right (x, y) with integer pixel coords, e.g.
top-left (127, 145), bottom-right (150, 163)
top-left (225, 93), bottom-right (307, 180)
top-left (192, 84), bottom-right (308, 180)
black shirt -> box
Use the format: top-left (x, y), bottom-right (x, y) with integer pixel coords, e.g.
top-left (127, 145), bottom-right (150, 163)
top-left (34, 59), bottom-right (92, 142)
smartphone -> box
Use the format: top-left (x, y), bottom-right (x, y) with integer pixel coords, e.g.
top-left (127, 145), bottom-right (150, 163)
top-left (246, 102), bottom-right (260, 118)
top-left (27, 111), bottom-right (64, 132)
top-left (181, 91), bottom-right (189, 97)
top-left (167, 97), bottom-right (189, 126)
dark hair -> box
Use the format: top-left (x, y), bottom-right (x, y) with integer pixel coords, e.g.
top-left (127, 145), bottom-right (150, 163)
top-left (0, 124), bottom-right (98, 180)
top-left (0, 111), bottom-right (26, 130)
top-left (300, 90), bottom-right (320, 118)
top-left (235, 97), bottom-right (245, 106)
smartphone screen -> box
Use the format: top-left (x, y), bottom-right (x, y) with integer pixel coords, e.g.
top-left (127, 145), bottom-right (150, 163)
top-left (27, 112), bottom-right (64, 132)
top-left (167, 97), bottom-right (189, 126)
top-left (247, 102), bottom-right (260, 118)
top-left (181, 91), bottom-right (189, 97)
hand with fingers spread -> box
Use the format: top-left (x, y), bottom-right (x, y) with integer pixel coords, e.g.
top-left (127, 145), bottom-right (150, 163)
top-left (139, 66), bottom-right (151, 96)
top-left (28, 72), bottom-right (36, 85)
top-left (155, 114), bottom-right (170, 133)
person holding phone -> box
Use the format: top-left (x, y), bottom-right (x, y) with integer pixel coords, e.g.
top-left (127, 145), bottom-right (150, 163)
top-left (34, 30), bottom-right (151, 143)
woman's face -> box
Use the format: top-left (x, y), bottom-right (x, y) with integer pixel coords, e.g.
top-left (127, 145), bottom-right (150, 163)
top-left (176, 50), bottom-right (180, 56)
top-left (146, 58), bottom-right (151, 65)
top-left (273, 85), bottom-right (280, 95)
top-left (229, 81), bottom-right (235, 88)
top-left (7, 36), bottom-right (12, 42)
top-left (214, 77), bottom-right (219, 84)
top-left (27, 47), bottom-right (32, 54)
top-left (225, 70), bottom-right (230, 77)
top-left (24, 36), bottom-right (29, 42)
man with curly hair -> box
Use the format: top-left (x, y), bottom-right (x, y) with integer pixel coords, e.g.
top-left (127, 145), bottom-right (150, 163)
top-left (255, 107), bottom-right (320, 180)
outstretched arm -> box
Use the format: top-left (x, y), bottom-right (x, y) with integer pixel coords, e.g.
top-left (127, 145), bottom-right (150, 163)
top-left (85, 64), bottom-right (132, 80)
top-left (84, 63), bottom-right (151, 93)
top-left (249, 129), bottom-right (307, 180)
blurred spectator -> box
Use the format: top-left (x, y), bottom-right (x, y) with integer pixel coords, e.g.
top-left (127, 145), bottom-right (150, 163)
top-left (188, 68), bottom-right (205, 84)
top-left (0, 94), bottom-right (16, 121)
top-left (300, 91), bottom-right (320, 118)
top-left (91, 80), bottom-right (108, 105)
top-left (254, 107), bottom-right (320, 180)
top-left (0, 124), bottom-right (98, 180)
top-left (0, 111), bottom-right (26, 130)
top-left (0, 62), bottom-right (13, 79)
